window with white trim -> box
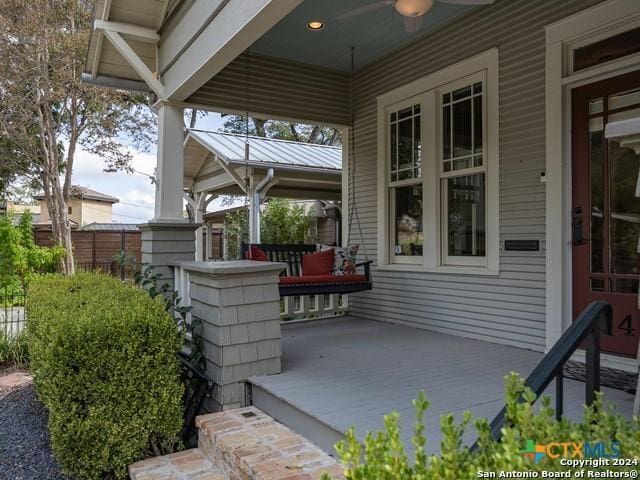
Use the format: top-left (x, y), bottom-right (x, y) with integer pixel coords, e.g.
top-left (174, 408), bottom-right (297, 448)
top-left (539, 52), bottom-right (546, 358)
top-left (377, 50), bottom-right (498, 273)
top-left (388, 98), bottom-right (423, 263)
top-left (440, 74), bottom-right (487, 266)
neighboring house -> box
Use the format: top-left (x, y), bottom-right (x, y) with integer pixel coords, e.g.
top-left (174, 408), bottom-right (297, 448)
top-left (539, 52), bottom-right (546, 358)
top-left (34, 185), bottom-right (119, 227)
top-left (0, 200), bottom-right (41, 223)
top-left (83, 0), bottom-right (640, 456)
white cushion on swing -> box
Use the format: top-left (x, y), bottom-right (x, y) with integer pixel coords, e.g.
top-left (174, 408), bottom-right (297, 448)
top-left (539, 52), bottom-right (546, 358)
top-left (317, 244), bottom-right (359, 275)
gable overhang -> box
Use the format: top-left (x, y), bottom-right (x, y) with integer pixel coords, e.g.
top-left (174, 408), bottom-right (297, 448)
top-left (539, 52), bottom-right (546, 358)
top-left (84, 0), bottom-right (302, 102)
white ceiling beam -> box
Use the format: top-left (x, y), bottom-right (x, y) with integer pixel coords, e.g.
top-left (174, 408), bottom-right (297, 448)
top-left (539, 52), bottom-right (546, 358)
top-left (94, 20), bottom-right (160, 43)
top-left (91, 0), bottom-right (112, 78)
top-left (160, 0), bottom-right (302, 101)
top-left (101, 30), bottom-right (165, 99)
top-left (193, 173), bottom-right (238, 193)
top-left (216, 158), bottom-right (247, 193)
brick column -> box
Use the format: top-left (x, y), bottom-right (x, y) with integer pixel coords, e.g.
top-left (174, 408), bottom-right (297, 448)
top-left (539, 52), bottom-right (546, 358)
top-left (180, 260), bottom-right (286, 411)
top-left (138, 221), bottom-right (199, 289)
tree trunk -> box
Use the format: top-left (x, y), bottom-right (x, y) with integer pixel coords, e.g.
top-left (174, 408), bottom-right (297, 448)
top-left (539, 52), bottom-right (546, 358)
top-left (308, 126), bottom-right (320, 144)
top-left (328, 128), bottom-right (341, 146)
top-left (289, 124), bottom-right (300, 142)
top-left (253, 118), bottom-right (267, 137)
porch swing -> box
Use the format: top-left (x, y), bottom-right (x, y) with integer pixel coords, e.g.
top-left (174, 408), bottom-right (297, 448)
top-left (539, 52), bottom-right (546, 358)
top-left (240, 47), bottom-right (373, 297)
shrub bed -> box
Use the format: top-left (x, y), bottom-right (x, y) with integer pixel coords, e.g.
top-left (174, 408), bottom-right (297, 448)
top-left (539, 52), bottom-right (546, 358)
top-left (27, 273), bottom-right (184, 480)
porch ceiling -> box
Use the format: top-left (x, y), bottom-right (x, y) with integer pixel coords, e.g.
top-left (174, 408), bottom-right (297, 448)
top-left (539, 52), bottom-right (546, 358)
top-left (251, 0), bottom-right (475, 71)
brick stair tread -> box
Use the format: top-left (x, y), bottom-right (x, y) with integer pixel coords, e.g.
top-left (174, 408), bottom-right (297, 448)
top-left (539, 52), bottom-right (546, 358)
top-left (129, 448), bottom-right (225, 480)
top-left (196, 407), bottom-right (344, 480)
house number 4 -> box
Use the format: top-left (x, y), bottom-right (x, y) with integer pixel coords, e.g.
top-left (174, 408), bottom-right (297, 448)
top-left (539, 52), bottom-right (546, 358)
top-left (617, 315), bottom-right (636, 337)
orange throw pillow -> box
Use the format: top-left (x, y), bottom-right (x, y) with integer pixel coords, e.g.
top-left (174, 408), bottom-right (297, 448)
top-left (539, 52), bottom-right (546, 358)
top-left (301, 249), bottom-right (335, 276)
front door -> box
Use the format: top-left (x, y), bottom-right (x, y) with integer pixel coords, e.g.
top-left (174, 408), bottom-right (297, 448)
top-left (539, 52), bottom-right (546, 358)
top-left (572, 70), bottom-right (640, 357)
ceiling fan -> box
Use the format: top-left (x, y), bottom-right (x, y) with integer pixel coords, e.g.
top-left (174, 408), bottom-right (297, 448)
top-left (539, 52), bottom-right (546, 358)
top-left (337, 0), bottom-right (495, 33)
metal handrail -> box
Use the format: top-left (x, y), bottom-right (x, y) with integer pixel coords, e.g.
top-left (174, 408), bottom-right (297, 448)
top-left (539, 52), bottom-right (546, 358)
top-left (480, 300), bottom-right (613, 444)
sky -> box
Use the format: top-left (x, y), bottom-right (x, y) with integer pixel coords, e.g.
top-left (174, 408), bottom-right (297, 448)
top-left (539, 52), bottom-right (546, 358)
top-left (72, 111), bottom-right (228, 223)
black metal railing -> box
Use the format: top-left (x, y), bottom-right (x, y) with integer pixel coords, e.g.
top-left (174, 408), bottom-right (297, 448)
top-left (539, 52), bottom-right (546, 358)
top-left (178, 352), bottom-right (214, 446)
top-left (480, 300), bottom-right (613, 444)
top-left (1, 288), bottom-right (27, 338)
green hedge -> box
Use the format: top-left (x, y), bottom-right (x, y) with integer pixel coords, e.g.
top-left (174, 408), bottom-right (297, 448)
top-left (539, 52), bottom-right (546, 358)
top-left (27, 273), bottom-right (184, 480)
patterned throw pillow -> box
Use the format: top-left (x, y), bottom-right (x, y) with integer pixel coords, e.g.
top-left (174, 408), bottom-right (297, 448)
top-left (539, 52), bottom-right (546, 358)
top-left (318, 244), bottom-right (359, 276)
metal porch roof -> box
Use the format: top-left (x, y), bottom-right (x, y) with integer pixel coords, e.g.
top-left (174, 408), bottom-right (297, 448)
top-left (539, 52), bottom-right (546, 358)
top-left (187, 130), bottom-right (341, 172)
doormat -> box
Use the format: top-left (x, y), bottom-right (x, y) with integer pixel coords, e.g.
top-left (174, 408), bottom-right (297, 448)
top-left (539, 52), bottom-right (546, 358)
top-left (563, 360), bottom-right (637, 394)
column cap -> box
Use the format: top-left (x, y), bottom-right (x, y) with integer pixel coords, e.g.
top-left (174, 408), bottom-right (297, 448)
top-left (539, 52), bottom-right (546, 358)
top-left (138, 220), bottom-right (201, 231)
top-left (174, 260), bottom-right (287, 275)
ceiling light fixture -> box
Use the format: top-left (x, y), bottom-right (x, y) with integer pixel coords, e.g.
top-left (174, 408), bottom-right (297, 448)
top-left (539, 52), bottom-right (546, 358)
top-left (394, 0), bottom-right (434, 17)
top-left (307, 20), bottom-right (325, 30)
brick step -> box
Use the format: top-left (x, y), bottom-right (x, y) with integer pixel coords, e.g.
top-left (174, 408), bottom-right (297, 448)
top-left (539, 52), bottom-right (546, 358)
top-left (129, 448), bottom-right (225, 480)
top-left (196, 406), bottom-right (344, 480)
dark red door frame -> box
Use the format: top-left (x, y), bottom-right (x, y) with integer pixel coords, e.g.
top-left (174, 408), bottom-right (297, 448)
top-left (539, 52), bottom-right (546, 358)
top-left (572, 69), bottom-right (640, 357)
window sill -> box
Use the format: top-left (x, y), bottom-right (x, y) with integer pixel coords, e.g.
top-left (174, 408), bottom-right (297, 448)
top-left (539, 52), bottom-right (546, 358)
top-left (377, 263), bottom-right (499, 276)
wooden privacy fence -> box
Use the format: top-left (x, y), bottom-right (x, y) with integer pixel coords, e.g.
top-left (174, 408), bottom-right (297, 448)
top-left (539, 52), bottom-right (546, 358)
top-left (34, 229), bottom-right (142, 278)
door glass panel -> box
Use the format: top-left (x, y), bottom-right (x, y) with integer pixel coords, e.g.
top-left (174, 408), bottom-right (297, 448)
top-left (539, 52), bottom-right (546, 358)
top-left (590, 116), bottom-right (604, 274)
top-left (611, 278), bottom-right (639, 294)
top-left (608, 135), bottom-right (640, 276)
top-left (608, 88), bottom-right (640, 110)
top-left (608, 107), bottom-right (640, 123)
top-left (589, 98), bottom-right (603, 115)
top-left (591, 277), bottom-right (605, 292)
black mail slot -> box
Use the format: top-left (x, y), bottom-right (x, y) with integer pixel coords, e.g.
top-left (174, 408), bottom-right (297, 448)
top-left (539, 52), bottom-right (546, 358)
top-left (504, 240), bottom-right (540, 252)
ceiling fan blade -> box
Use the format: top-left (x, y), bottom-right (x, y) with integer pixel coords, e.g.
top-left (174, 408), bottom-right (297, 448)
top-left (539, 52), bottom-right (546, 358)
top-left (336, 1), bottom-right (392, 21)
top-left (403, 15), bottom-right (424, 33)
top-left (437, 0), bottom-right (495, 4)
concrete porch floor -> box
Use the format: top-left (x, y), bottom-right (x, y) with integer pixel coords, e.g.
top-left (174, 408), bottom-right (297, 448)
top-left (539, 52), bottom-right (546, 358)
top-left (249, 316), bottom-right (635, 455)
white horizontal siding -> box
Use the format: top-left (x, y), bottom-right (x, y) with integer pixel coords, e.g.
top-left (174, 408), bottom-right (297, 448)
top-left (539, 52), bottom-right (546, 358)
top-left (188, 53), bottom-right (349, 126)
top-left (347, 0), bottom-right (604, 351)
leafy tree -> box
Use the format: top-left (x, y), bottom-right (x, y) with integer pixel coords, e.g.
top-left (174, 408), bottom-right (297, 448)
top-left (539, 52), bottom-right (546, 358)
top-left (261, 199), bottom-right (313, 244)
top-left (221, 115), bottom-right (342, 146)
top-left (0, 211), bottom-right (64, 295)
top-left (0, 0), bottom-right (155, 274)
top-left (222, 199), bottom-right (315, 259)
top-left (222, 209), bottom-right (249, 260)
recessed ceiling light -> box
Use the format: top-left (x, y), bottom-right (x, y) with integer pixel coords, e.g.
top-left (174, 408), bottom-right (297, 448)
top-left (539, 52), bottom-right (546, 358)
top-left (307, 20), bottom-right (325, 31)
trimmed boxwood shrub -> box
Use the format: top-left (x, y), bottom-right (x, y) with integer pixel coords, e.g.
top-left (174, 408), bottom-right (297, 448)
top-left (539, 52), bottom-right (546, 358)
top-left (27, 273), bottom-right (184, 480)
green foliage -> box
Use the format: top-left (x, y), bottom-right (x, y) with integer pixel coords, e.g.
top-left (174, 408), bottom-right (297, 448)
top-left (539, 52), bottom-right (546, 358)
top-left (27, 273), bottom-right (184, 480)
top-left (133, 264), bottom-right (204, 371)
top-left (222, 199), bottom-right (315, 259)
top-left (260, 198), bottom-right (314, 244)
top-left (324, 373), bottom-right (640, 480)
top-left (0, 211), bottom-right (64, 292)
top-left (223, 208), bottom-right (249, 260)
top-left (0, 328), bottom-right (29, 368)
top-left (221, 115), bottom-right (341, 146)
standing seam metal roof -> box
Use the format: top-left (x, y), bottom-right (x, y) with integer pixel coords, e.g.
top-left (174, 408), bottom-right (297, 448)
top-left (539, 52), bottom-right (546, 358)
top-left (188, 129), bottom-right (341, 171)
